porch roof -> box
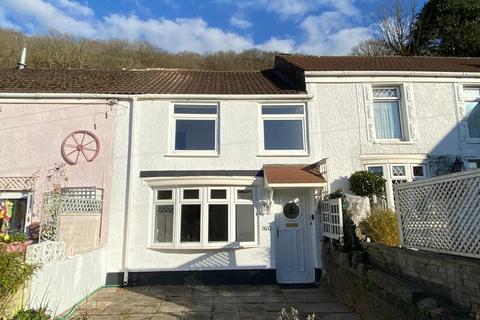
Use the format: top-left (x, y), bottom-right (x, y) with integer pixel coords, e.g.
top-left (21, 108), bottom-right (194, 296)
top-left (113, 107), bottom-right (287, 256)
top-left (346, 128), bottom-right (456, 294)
top-left (263, 164), bottom-right (326, 188)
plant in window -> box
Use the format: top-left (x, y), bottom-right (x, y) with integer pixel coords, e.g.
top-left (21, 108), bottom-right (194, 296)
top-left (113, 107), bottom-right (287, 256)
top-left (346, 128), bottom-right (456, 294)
top-left (349, 171), bottom-right (386, 200)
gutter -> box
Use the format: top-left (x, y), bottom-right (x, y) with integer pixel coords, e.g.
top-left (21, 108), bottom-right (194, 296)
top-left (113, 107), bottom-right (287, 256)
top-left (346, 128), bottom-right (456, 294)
top-left (304, 70), bottom-right (480, 78)
top-left (0, 93), bottom-right (313, 101)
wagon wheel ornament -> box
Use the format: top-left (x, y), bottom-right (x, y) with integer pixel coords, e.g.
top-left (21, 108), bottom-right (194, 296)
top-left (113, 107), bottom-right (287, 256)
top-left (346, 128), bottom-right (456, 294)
top-left (61, 130), bottom-right (100, 165)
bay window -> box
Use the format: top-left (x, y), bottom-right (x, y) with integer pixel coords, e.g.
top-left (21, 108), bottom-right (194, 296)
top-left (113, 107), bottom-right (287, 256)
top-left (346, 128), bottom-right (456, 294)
top-left (151, 186), bottom-right (257, 248)
top-left (372, 87), bottom-right (404, 140)
top-left (463, 88), bottom-right (480, 139)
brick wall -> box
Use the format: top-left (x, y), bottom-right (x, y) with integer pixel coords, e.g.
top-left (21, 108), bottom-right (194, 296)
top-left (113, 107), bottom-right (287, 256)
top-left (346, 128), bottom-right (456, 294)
top-left (364, 242), bottom-right (480, 310)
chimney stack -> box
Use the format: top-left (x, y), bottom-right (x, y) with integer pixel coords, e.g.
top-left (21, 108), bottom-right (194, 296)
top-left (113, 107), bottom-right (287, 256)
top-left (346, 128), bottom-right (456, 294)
top-left (17, 47), bottom-right (27, 69)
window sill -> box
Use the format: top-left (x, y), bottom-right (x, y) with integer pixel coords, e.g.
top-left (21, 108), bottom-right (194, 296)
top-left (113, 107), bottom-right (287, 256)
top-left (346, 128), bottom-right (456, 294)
top-left (257, 152), bottom-right (310, 157)
top-left (372, 140), bottom-right (415, 145)
top-left (164, 153), bottom-right (220, 158)
top-left (147, 244), bottom-right (258, 250)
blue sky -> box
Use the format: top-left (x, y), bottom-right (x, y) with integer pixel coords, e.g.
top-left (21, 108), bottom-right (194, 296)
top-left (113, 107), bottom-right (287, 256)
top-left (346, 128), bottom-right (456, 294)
top-left (0, 0), bottom-right (400, 55)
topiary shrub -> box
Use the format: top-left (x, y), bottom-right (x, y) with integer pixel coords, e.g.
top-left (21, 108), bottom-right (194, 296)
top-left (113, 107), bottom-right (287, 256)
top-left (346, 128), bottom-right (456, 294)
top-left (349, 171), bottom-right (385, 198)
top-left (359, 208), bottom-right (400, 246)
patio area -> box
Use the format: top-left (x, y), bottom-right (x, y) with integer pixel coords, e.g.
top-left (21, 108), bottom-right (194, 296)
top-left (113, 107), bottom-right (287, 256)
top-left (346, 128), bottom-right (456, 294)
top-left (70, 284), bottom-right (360, 320)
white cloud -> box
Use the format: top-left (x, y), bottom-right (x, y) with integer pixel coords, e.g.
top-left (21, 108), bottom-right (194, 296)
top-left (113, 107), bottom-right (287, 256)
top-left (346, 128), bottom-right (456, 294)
top-left (0, 0), bottom-right (372, 55)
top-left (230, 15), bottom-right (252, 29)
top-left (296, 12), bottom-right (372, 55)
top-left (1, 0), bottom-right (96, 36)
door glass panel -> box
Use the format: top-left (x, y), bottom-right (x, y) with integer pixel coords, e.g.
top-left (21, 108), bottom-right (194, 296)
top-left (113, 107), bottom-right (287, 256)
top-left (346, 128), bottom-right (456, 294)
top-left (208, 204), bottom-right (228, 242)
top-left (236, 204), bottom-right (254, 242)
top-left (154, 205), bottom-right (173, 243)
top-left (283, 202), bottom-right (300, 220)
top-left (180, 204), bottom-right (201, 242)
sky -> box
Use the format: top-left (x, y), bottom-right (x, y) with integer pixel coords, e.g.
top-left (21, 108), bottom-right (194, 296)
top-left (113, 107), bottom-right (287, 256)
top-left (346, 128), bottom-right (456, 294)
top-left (0, 0), bottom-right (394, 55)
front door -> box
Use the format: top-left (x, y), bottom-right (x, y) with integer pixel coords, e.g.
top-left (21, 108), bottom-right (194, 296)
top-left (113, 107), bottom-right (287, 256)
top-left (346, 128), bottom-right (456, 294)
top-left (275, 190), bottom-right (314, 284)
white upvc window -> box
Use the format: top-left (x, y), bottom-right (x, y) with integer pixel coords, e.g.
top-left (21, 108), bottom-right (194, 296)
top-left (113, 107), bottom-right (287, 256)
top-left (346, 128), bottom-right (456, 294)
top-left (366, 163), bottom-right (427, 207)
top-left (259, 104), bottom-right (308, 155)
top-left (372, 87), bottom-right (404, 140)
top-left (151, 186), bottom-right (257, 248)
top-left (463, 88), bottom-right (480, 140)
top-left (466, 159), bottom-right (480, 170)
top-left (171, 104), bottom-right (219, 155)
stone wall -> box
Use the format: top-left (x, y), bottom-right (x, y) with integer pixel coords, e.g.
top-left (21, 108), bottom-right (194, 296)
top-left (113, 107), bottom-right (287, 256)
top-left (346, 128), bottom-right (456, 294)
top-left (364, 242), bottom-right (480, 310)
top-left (321, 241), bottom-right (475, 320)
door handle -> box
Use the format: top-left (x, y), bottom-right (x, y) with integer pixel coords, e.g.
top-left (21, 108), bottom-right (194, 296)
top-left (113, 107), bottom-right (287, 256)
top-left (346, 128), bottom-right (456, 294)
top-left (276, 227), bottom-right (279, 239)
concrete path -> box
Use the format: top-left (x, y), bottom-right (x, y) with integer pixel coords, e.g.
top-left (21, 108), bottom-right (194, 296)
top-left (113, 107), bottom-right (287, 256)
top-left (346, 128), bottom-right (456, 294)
top-left (71, 285), bottom-right (360, 320)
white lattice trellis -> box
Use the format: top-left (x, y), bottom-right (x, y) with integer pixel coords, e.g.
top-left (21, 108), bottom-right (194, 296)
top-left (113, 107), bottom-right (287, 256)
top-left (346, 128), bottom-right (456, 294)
top-left (394, 169), bottom-right (480, 258)
top-left (26, 241), bottom-right (65, 265)
top-left (320, 198), bottom-right (343, 242)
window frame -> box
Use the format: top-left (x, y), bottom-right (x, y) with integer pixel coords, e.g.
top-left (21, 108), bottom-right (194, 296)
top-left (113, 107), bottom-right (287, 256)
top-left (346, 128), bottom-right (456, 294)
top-left (170, 103), bottom-right (220, 156)
top-left (258, 103), bottom-right (309, 156)
top-left (150, 186), bottom-right (258, 249)
top-left (372, 86), bottom-right (407, 142)
top-left (462, 87), bottom-right (480, 143)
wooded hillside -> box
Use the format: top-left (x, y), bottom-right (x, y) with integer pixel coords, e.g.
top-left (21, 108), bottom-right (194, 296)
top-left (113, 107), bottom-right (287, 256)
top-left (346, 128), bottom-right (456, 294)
top-left (0, 29), bottom-right (276, 71)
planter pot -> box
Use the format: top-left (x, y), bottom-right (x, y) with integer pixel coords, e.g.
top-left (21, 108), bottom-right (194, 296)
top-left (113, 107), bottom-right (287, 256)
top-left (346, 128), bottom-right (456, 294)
top-left (0, 240), bottom-right (33, 253)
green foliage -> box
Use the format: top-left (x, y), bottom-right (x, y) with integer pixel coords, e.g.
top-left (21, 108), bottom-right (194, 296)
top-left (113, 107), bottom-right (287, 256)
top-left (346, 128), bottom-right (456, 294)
top-left (0, 28), bottom-right (276, 70)
top-left (414, 0), bottom-right (480, 56)
top-left (349, 171), bottom-right (385, 198)
top-left (278, 307), bottom-right (315, 320)
top-left (359, 208), bottom-right (400, 247)
top-left (0, 248), bottom-right (39, 316)
top-left (10, 308), bottom-right (50, 320)
top-left (0, 233), bottom-right (28, 243)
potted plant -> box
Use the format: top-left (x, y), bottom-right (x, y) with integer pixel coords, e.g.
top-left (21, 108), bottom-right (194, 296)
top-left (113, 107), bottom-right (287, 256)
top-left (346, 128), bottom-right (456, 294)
top-left (0, 233), bottom-right (32, 253)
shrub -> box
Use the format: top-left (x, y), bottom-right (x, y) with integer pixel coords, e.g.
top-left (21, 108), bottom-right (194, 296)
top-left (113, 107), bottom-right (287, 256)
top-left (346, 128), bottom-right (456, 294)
top-left (349, 171), bottom-right (385, 198)
top-left (10, 308), bottom-right (50, 320)
top-left (360, 208), bottom-right (400, 246)
top-left (0, 248), bottom-right (39, 316)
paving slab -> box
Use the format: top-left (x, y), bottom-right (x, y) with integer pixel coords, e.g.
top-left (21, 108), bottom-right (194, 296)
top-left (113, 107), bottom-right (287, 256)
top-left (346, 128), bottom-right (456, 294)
top-left (71, 284), bottom-right (359, 319)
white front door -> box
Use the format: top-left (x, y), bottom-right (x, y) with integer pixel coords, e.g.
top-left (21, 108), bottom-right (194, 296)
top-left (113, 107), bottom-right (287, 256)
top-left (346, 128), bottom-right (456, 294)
top-left (275, 190), bottom-right (314, 284)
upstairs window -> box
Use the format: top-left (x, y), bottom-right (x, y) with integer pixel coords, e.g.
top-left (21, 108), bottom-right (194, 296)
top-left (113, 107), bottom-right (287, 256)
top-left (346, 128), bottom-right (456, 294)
top-left (261, 105), bottom-right (307, 153)
top-left (373, 87), bottom-right (403, 140)
top-left (173, 104), bottom-right (218, 153)
top-left (463, 88), bottom-right (480, 139)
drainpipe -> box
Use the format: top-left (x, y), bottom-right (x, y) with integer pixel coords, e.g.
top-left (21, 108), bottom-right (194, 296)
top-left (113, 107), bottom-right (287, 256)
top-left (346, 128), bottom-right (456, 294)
top-left (121, 97), bottom-right (137, 286)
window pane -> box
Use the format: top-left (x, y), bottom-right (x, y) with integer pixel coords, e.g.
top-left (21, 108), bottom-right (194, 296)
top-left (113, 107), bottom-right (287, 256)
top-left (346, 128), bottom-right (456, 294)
top-left (463, 89), bottom-right (480, 101)
top-left (157, 190), bottom-right (172, 200)
top-left (155, 205), bottom-right (173, 243)
top-left (373, 88), bottom-right (399, 98)
top-left (392, 165), bottom-right (406, 176)
top-left (180, 204), bottom-right (201, 242)
top-left (467, 160), bottom-right (480, 169)
top-left (236, 204), bottom-right (254, 242)
top-left (262, 106), bottom-right (304, 114)
top-left (210, 189), bottom-right (227, 199)
top-left (183, 189), bottom-right (199, 199)
top-left (466, 102), bottom-right (480, 138)
top-left (413, 166), bottom-right (424, 177)
top-left (237, 189), bottom-right (252, 201)
top-left (175, 120), bottom-right (216, 150)
top-left (374, 101), bottom-right (402, 139)
top-left (208, 204), bottom-right (228, 242)
top-left (264, 120), bottom-right (304, 150)
top-left (174, 105), bottom-right (217, 114)
top-left (368, 166), bottom-right (384, 176)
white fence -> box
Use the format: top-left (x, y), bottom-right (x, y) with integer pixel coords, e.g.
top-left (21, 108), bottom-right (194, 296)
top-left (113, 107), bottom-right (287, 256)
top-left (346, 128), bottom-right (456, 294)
top-left (320, 198), bottom-right (343, 242)
top-left (394, 169), bottom-right (480, 258)
top-left (26, 241), bottom-right (65, 265)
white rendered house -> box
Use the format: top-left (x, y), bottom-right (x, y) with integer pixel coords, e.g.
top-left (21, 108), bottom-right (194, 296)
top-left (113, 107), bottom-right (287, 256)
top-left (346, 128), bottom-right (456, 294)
top-left (0, 55), bottom-right (479, 287)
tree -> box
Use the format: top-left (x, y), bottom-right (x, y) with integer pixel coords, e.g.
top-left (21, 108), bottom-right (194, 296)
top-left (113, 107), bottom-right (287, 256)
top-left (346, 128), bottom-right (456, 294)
top-left (412, 0), bottom-right (480, 56)
top-left (349, 171), bottom-right (385, 199)
top-left (350, 39), bottom-right (394, 56)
